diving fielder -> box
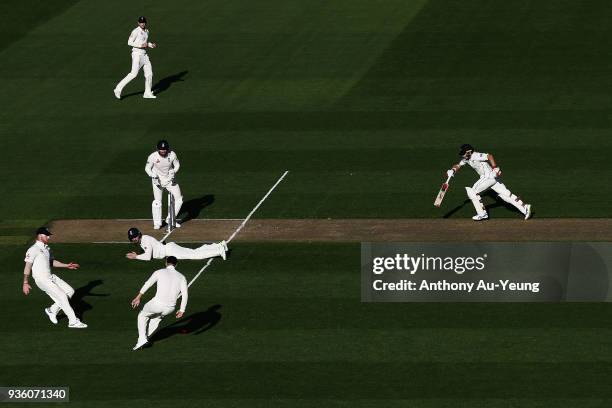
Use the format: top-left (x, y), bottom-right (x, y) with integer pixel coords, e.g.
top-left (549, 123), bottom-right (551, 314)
top-left (447, 144), bottom-right (532, 221)
top-left (113, 16), bottom-right (157, 99)
top-left (146, 140), bottom-right (183, 229)
top-left (22, 227), bottom-right (87, 328)
top-left (126, 227), bottom-right (227, 261)
top-left (131, 256), bottom-right (188, 350)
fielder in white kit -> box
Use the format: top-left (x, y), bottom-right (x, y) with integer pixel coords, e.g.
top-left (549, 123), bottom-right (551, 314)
top-left (447, 144), bottom-right (532, 221)
top-left (22, 227), bottom-right (87, 328)
top-left (146, 140), bottom-right (182, 229)
top-left (125, 227), bottom-right (228, 261)
top-left (131, 256), bottom-right (188, 350)
top-left (113, 16), bottom-right (157, 99)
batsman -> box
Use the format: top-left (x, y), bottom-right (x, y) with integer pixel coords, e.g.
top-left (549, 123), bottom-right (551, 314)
top-left (446, 144), bottom-right (532, 221)
top-left (146, 140), bottom-right (182, 229)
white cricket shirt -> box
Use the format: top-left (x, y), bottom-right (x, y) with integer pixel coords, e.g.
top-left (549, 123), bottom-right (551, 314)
top-left (127, 27), bottom-right (150, 54)
top-left (24, 240), bottom-right (53, 280)
top-left (145, 151), bottom-right (180, 186)
top-left (136, 235), bottom-right (166, 260)
top-left (459, 152), bottom-right (495, 178)
top-left (140, 266), bottom-right (189, 312)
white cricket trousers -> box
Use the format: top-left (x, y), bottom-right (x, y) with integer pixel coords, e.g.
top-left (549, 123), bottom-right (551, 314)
top-left (34, 274), bottom-right (78, 324)
top-left (470, 176), bottom-right (528, 215)
top-left (138, 298), bottom-right (174, 343)
top-left (152, 182), bottom-right (183, 227)
top-left (165, 242), bottom-right (224, 260)
top-left (115, 51), bottom-right (153, 95)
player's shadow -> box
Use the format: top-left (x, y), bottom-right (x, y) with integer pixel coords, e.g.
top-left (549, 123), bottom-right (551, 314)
top-left (149, 304), bottom-right (222, 344)
top-left (178, 194), bottom-right (215, 223)
top-left (443, 191), bottom-right (524, 218)
top-left (152, 70), bottom-right (188, 95)
top-left (121, 70), bottom-right (188, 99)
top-left (70, 280), bottom-right (109, 320)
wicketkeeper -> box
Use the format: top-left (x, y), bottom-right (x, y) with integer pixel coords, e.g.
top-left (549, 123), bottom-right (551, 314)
top-left (145, 140), bottom-right (183, 229)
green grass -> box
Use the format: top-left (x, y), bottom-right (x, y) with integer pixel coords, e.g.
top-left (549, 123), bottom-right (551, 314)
top-left (2, 1), bottom-right (612, 406)
top-left (3, 242), bottom-right (612, 406)
top-left (0, 0), bottom-right (611, 221)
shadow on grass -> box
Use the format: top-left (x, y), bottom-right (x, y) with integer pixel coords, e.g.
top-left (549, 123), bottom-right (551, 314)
top-left (443, 191), bottom-right (525, 219)
top-left (149, 304), bottom-right (222, 345)
top-left (120, 70), bottom-right (188, 99)
top-left (178, 194), bottom-right (215, 224)
top-left (68, 280), bottom-right (109, 321)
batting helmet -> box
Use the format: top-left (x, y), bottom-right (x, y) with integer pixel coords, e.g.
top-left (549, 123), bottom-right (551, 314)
top-left (138, 16), bottom-right (147, 24)
top-left (459, 144), bottom-right (474, 156)
top-left (157, 140), bottom-right (170, 150)
top-left (128, 227), bottom-right (142, 241)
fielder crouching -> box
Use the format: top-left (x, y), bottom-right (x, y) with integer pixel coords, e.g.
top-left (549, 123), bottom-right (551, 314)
top-left (125, 227), bottom-right (227, 261)
top-left (22, 227), bottom-right (87, 328)
top-left (131, 256), bottom-right (187, 350)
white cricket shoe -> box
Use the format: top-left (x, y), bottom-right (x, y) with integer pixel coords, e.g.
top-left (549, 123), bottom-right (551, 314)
top-left (133, 339), bottom-right (148, 351)
top-left (68, 320), bottom-right (87, 329)
top-left (153, 224), bottom-right (162, 230)
top-left (143, 93), bottom-right (157, 99)
top-left (472, 213), bottom-right (489, 221)
top-left (113, 88), bottom-right (121, 99)
top-left (44, 308), bottom-right (58, 325)
top-left (524, 204), bottom-right (532, 220)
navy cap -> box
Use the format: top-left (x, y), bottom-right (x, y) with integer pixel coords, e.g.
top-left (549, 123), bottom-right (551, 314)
top-left (35, 227), bottom-right (52, 236)
top-left (157, 140), bottom-right (170, 150)
top-left (128, 227), bottom-right (141, 241)
top-left (138, 16), bottom-right (147, 24)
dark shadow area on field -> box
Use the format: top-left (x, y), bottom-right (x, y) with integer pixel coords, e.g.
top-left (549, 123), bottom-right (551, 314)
top-left (443, 191), bottom-right (524, 219)
top-left (69, 280), bottom-right (109, 321)
top-left (443, 199), bottom-right (470, 219)
top-left (121, 70), bottom-right (188, 99)
top-left (149, 304), bottom-right (222, 344)
top-left (177, 194), bottom-right (215, 224)
top-left (0, 0), bottom-right (80, 52)
top-left (152, 70), bottom-right (188, 95)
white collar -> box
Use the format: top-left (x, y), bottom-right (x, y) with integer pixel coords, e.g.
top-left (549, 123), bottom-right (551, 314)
top-left (35, 240), bottom-right (48, 249)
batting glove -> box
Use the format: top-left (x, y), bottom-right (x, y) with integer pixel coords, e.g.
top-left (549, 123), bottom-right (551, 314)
top-left (493, 167), bottom-right (502, 177)
top-left (446, 169), bottom-right (455, 178)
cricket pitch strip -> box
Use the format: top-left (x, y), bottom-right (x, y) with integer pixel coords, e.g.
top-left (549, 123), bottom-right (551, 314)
top-left (46, 218), bottom-right (612, 243)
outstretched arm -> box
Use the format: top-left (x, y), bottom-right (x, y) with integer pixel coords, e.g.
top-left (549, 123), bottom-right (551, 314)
top-left (52, 260), bottom-right (79, 269)
top-left (132, 272), bottom-right (158, 308)
top-left (127, 244), bottom-right (152, 261)
top-left (446, 161), bottom-right (464, 178)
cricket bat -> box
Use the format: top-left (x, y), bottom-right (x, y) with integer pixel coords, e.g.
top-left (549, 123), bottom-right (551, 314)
top-left (434, 175), bottom-right (452, 207)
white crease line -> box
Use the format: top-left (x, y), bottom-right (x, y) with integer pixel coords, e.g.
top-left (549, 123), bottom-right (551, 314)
top-left (188, 170), bottom-right (289, 288)
top-left (111, 218), bottom-right (243, 221)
